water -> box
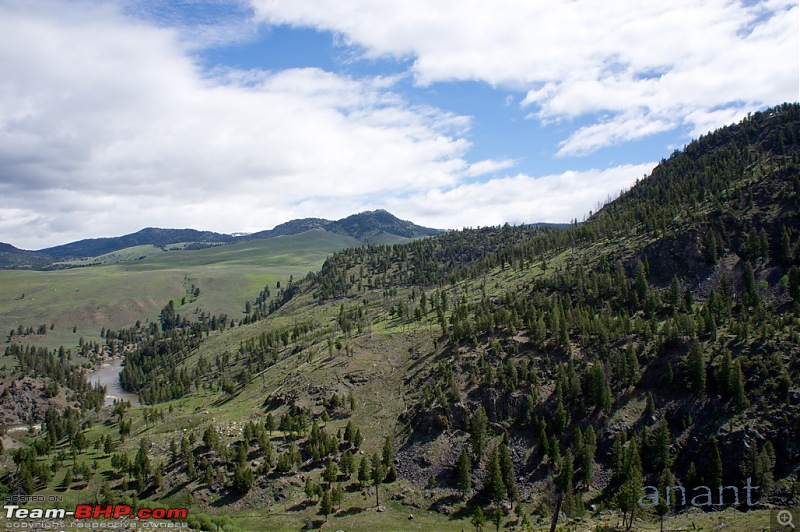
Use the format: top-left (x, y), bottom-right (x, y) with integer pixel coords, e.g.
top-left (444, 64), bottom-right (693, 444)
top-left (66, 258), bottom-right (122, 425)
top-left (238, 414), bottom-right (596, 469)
top-left (89, 358), bottom-right (140, 406)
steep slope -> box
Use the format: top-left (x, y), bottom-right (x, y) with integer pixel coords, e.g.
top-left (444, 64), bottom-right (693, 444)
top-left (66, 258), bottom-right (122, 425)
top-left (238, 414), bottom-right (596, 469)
top-left (172, 103), bottom-right (797, 527)
top-left (4, 104), bottom-right (799, 531)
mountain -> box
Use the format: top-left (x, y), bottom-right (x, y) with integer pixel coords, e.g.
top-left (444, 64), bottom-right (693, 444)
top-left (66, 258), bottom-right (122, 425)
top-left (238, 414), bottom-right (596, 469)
top-left (39, 227), bottom-right (235, 260)
top-left (243, 210), bottom-right (442, 242)
top-left (0, 242), bottom-right (52, 270)
top-left (329, 209), bottom-right (443, 240)
top-left (3, 104), bottom-right (799, 530)
top-left (0, 210), bottom-right (442, 269)
top-left (243, 217), bottom-right (333, 240)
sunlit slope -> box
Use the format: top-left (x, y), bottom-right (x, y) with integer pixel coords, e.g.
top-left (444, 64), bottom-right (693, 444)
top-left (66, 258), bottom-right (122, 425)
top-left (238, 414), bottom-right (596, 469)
top-left (0, 229), bottom-right (363, 339)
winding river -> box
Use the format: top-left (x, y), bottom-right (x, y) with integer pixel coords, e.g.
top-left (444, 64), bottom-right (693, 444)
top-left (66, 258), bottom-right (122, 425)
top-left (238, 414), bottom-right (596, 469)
top-left (89, 358), bottom-right (140, 406)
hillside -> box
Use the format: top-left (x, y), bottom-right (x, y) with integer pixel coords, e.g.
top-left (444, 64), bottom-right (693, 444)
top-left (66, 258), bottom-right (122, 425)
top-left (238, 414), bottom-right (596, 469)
top-left (244, 210), bottom-right (441, 243)
top-left (0, 210), bottom-right (442, 270)
top-left (0, 230), bottom-right (364, 343)
top-left (1, 104), bottom-right (799, 531)
top-left (40, 228), bottom-right (236, 261)
top-left (0, 243), bottom-right (52, 270)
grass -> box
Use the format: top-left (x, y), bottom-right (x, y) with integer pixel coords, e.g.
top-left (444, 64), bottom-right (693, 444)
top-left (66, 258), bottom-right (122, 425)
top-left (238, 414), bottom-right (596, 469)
top-left (0, 230), bottom-right (364, 343)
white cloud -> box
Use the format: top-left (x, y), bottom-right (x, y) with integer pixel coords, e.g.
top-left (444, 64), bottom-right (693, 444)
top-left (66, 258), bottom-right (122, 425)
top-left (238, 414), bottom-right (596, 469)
top-left (251, 0), bottom-right (799, 154)
top-left (464, 158), bottom-right (516, 178)
top-left (557, 112), bottom-right (678, 157)
top-left (0, 1), bottom-right (472, 249)
top-left (385, 163), bottom-right (657, 230)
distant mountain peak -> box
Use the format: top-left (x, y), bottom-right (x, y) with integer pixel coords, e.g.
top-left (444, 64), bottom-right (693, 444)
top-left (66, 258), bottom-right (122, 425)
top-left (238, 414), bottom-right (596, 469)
top-left (0, 210), bottom-right (442, 270)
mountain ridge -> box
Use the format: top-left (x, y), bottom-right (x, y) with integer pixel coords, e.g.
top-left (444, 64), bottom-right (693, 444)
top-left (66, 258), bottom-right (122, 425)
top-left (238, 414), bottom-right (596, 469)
top-left (3, 104), bottom-right (799, 530)
top-left (0, 209), bottom-right (444, 270)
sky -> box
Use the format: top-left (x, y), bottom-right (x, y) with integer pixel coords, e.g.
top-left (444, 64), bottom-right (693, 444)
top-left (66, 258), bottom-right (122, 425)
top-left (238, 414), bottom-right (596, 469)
top-left (0, 0), bottom-right (797, 250)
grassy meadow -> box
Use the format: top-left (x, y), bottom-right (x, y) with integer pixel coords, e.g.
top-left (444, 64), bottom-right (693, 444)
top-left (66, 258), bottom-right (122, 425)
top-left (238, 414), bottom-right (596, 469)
top-left (0, 230), bottom-right (363, 345)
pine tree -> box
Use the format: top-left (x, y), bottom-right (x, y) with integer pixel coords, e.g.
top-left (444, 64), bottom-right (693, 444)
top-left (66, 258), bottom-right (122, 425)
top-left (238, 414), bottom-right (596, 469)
top-left (382, 435), bottom-right (394, 468)
top-left (498, 442), bottom-right (517, 500)
top-left (486, 447), bottom-right (506, 502)
top-left (644, 392), bottom-right (655, 419)
top-left (322, 460), bottom-right (339, 489)
top-left (615, 439), bottom-right (643, 529)
top-left (650, 420), bottom-right (672, 472)
top-left (371, 452), bottom-right (385, 506)
top-left (655, 468), bottom-right (675, 526)
top-left (686, 340), bottom-right (706, 397)
top-left (706, 437), bottom-right (723, 491)
top-left (357, 455), bottom-right (370, 488)
top-left (492, 505), bottom-right (504, 532)
top-left (558, 448), bottom-right (575, 516)
top-left (780, 226), bottom-right (792, 266)
top-left (470, 405), bottom-right (489, 461)
top-left (716, 349), bottom-right (732, 396)
top-left (730, 359), bottom-right (749, 410)
top-left (319, 490), bottom-right (333, 519)
top-left (536, 418), bottom-right (550, 459)
top-left (634, 259), bottom-right (648, 303)
top-left (664, 361), bottom-right (674, 385)
top-left (456, 447), bottom-right (472, 497)
top-left (471, 506), bottom-right (485, 531)
top-left (304, 478), bottom-right (320, 501)
top-left (554, 396), bottom-right (567, 434)
top-left (581, 426), bottom-right (596, 485)
top-left (340, 451), bottom-right (354, 479)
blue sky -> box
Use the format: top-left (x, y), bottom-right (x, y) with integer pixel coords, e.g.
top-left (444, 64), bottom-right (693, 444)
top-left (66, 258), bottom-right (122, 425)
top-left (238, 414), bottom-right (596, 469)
top-left (0, 0), bottom-right (797, 249)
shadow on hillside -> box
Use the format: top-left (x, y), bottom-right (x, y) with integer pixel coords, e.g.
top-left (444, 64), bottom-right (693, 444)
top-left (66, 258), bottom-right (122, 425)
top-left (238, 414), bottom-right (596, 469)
top-left (163, 479), bottom-right (192, 499)
top-left (306, 519), bottom-right (326, 529)
top-left (210, 490), bottom-right (245, 507)
top-left (337, 506), bottom-right (365, 517)
top-left (287, 500), bottom-right (316, 512)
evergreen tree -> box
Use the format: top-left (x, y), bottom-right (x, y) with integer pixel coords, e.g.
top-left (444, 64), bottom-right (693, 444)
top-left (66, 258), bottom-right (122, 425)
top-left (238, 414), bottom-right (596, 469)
top-left (615, 439), bottom-right (643, 529)
top-left (580, 426), bottom-right (596, 485)
top-left (644, 392), bottom-right (655, 419)
top-left (382, 435), bottom-right (394, 468)
top-left (492, 505), bottom-right (504, 532)
top-left (650, 420), bottom-right (672, 472)
top-left (655, 468), bottom-right (675, 526)
top-left (486, 447), bottom-right (506, 502)
top-left (716, 349), bottom-right (732, 396)
top-left (471, 506), bottom-right (485, 531)
top-left (558, 448), bottom-right (576, 516)
top-left (357, 455), bottom-right (370, 488)
top-left (319, 490), bottom-right (333, 519)
top-left (634, 259), bottom-right (649, 303)
top-left (685, 339), bottom-right (706, 397)
top-left (371, 452), bottom-right (385, 506)
top-left (498, 442), bottom-right (517, 500)
top-left (470, 405), bottom-right (489, 461)
top-left (322, 460), bottom-right (339, 489)
top-left (706, 437), bottom-right (723, 492)
top-left (456, 447), bottom-right (472, 497)
top-left (730, 359), bottom-right (749, 410)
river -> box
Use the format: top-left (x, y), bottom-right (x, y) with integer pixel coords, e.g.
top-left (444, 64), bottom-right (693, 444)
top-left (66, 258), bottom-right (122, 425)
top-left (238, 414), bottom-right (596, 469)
top-left (89, 358), bottom-right (140, 406)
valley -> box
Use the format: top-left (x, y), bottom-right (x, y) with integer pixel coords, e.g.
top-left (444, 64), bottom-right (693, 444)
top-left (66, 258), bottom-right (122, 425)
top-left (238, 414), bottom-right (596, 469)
top-left (1, 104), bottom-right (799, 531)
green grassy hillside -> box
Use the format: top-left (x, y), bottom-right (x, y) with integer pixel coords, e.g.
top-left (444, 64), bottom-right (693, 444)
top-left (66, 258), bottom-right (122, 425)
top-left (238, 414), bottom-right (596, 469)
top-left (0, 230), bottom-right (363, 345)
top-left (2, 104), bottom-right (799, 531)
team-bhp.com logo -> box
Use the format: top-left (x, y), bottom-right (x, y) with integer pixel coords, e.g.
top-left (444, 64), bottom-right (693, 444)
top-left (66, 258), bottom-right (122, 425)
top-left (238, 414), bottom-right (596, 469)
top-left (4, 504), bottom-right (188, 520)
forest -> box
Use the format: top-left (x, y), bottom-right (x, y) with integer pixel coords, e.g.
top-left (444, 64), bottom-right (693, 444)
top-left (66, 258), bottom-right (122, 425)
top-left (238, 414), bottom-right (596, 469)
top-left (1, 103), bottom-right (798, 530)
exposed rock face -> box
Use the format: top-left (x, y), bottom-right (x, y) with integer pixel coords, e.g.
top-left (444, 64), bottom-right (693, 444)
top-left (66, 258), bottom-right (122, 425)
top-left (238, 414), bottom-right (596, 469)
top-left (0, 377), bottom-right (68, 426)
